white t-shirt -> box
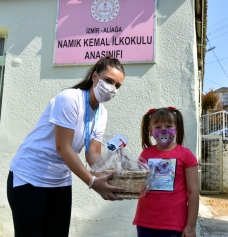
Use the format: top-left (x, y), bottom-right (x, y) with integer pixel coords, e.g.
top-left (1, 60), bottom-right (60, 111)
top-left (10, 89), bottom-right (107, 187)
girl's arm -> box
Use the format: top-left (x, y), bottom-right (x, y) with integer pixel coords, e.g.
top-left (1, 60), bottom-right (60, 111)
top-left (182, 165), bottom-right (199, 237)
top-left (55, 125), bottom-right (125, 200)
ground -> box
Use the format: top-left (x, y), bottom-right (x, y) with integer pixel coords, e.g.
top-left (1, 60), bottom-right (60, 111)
top-left (200, 194), bottom-right (228, 217)
top-left (199, 194), bottom-right (228, 237)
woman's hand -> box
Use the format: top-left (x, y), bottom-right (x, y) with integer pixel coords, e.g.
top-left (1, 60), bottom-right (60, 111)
top-left (91, 172), bottom-right (126, 201)
top-left (86, 140), bottom-right (126, 200)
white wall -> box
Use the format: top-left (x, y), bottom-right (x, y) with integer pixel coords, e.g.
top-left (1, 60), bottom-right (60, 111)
top-left (0, 0), bottom-right (198, 236)
top-left (222, 143), bottom-right (228, 192)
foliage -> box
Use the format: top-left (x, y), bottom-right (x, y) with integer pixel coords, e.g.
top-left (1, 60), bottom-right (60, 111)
top-left (202, 89), bottom-right (223, 114)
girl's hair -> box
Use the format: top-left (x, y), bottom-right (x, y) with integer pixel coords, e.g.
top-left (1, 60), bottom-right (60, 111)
top-left (71, 56), bottom-right (125, 90)
top-left (141, 107), bottom-right (185, 149)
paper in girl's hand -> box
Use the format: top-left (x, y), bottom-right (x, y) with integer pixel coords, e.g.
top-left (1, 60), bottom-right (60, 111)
top-left (104, 134), bottom-right (128, 153)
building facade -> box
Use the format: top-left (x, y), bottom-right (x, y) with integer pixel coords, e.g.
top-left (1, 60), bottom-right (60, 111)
top-left (0, 0), bottom-right (206, 236)
top-left (215, 87), bottom-right (228, 108)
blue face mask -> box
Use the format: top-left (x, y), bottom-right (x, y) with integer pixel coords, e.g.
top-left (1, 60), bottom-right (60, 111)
top-left (152, 128), bottom-right (176, 147)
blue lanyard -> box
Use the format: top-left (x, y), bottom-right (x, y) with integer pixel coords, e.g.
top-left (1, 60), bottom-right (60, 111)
top-left (85, 90), bottom-right (99, 152)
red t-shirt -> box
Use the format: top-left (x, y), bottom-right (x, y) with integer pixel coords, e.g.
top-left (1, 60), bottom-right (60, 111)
top-left (133, 145), bottom-right (198, 232)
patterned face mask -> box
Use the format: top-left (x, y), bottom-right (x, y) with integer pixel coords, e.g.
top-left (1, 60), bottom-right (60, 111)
top-left (152, 128), bottom-right (176, 147)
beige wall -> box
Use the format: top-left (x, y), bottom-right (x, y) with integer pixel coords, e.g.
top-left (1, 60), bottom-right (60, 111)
top-left (0, 0), bottom-right (199, 236)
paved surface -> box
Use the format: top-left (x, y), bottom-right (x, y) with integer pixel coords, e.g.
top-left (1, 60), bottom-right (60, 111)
top-left (198, 216), bottom-right (228, 237)
top-left (198, 202), bottom-right (228, 237)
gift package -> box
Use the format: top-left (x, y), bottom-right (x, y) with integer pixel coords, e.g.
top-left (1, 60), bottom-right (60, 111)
top-left (90, 134), bottom-right (152, 199)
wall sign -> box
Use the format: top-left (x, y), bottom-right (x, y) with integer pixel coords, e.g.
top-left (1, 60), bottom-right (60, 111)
top-left (54, 0), bottom-right (156, 65)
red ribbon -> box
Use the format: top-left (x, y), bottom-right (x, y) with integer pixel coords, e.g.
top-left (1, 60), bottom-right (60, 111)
top-left (147, 107), bottom-right (176, 115)
top-left (147, 108), bottom-right (156, 114)
top-left (168, 106), bottom-right (176, 111)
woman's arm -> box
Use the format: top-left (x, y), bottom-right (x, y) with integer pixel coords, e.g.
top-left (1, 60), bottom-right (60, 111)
top-left (182, 165), bottom-right (199, 237)
top-left (85, 139), bottom-right (102, 166)
top-left (55, 125), bottom-right (125, 200)
top-left (55, 125), bottom-right (92, 185)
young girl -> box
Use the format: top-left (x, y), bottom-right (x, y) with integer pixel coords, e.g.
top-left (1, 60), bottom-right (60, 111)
top-left (133, 107), bottom-right (199, 237)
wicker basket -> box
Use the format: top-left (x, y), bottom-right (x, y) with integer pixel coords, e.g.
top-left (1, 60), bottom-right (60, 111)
top-left (92, 169), bottom-right (150, 199)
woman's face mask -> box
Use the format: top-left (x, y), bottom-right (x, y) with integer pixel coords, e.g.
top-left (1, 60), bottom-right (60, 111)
top-left (152, 128), bottom-right (176, 147)
top-left (93, 79), bottom-right (118, 103)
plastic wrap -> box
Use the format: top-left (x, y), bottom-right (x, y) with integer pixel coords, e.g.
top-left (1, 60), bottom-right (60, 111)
top-left (90, 134), bottom-right (152, 199)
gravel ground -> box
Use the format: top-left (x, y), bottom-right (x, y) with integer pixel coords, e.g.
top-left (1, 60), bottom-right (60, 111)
top-left (198, 194), bottom-right (228, 237)
top-left (200, 194), bottom-right (228, 217)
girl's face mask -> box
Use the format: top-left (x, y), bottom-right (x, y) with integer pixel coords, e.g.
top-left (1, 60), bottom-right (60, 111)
top-left (93, 79), bottom-right (118, 103)
top-left (152, 128), bottom-right (176, 147)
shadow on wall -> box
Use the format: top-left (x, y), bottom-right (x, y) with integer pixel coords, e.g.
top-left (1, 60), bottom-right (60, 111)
top-left (156, 0), bottom-right (186, 27)
top-left (38, 0), bottom-right (158, 80)
top-left (69, 200), bottom-right (138, 237)
top-left (4, 0), bottom-right (180, 80)
top-left (5, 0), bottom-right (187, 80)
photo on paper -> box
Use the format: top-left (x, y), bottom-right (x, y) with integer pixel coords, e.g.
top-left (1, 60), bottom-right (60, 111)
top-left (104, 134), bottom-right (128, 153)
top-left (148, 158), bottom-right (177, 191)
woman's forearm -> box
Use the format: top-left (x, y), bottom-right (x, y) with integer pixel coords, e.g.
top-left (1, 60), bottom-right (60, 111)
top-left (57, 145), bottom-right (92, 185)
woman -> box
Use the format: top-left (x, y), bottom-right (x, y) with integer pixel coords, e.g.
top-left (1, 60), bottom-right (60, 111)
top-left (7, 56), bottom-right (125, 237)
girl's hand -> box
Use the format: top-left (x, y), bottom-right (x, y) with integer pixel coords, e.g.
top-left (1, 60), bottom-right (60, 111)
top-left (91, 172), bottom-right (126, 200)
top-left (182, 226), bottom-right (196, 237)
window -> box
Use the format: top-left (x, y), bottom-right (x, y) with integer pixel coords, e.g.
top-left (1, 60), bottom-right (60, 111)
top-left (0, 37), bottom-right (6, 119)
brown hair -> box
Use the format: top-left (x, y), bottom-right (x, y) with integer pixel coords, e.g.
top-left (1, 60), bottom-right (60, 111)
top-left (71, 56), bottom-right (125, 90)
top-left (141, 107), bottom-right (185, 149)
